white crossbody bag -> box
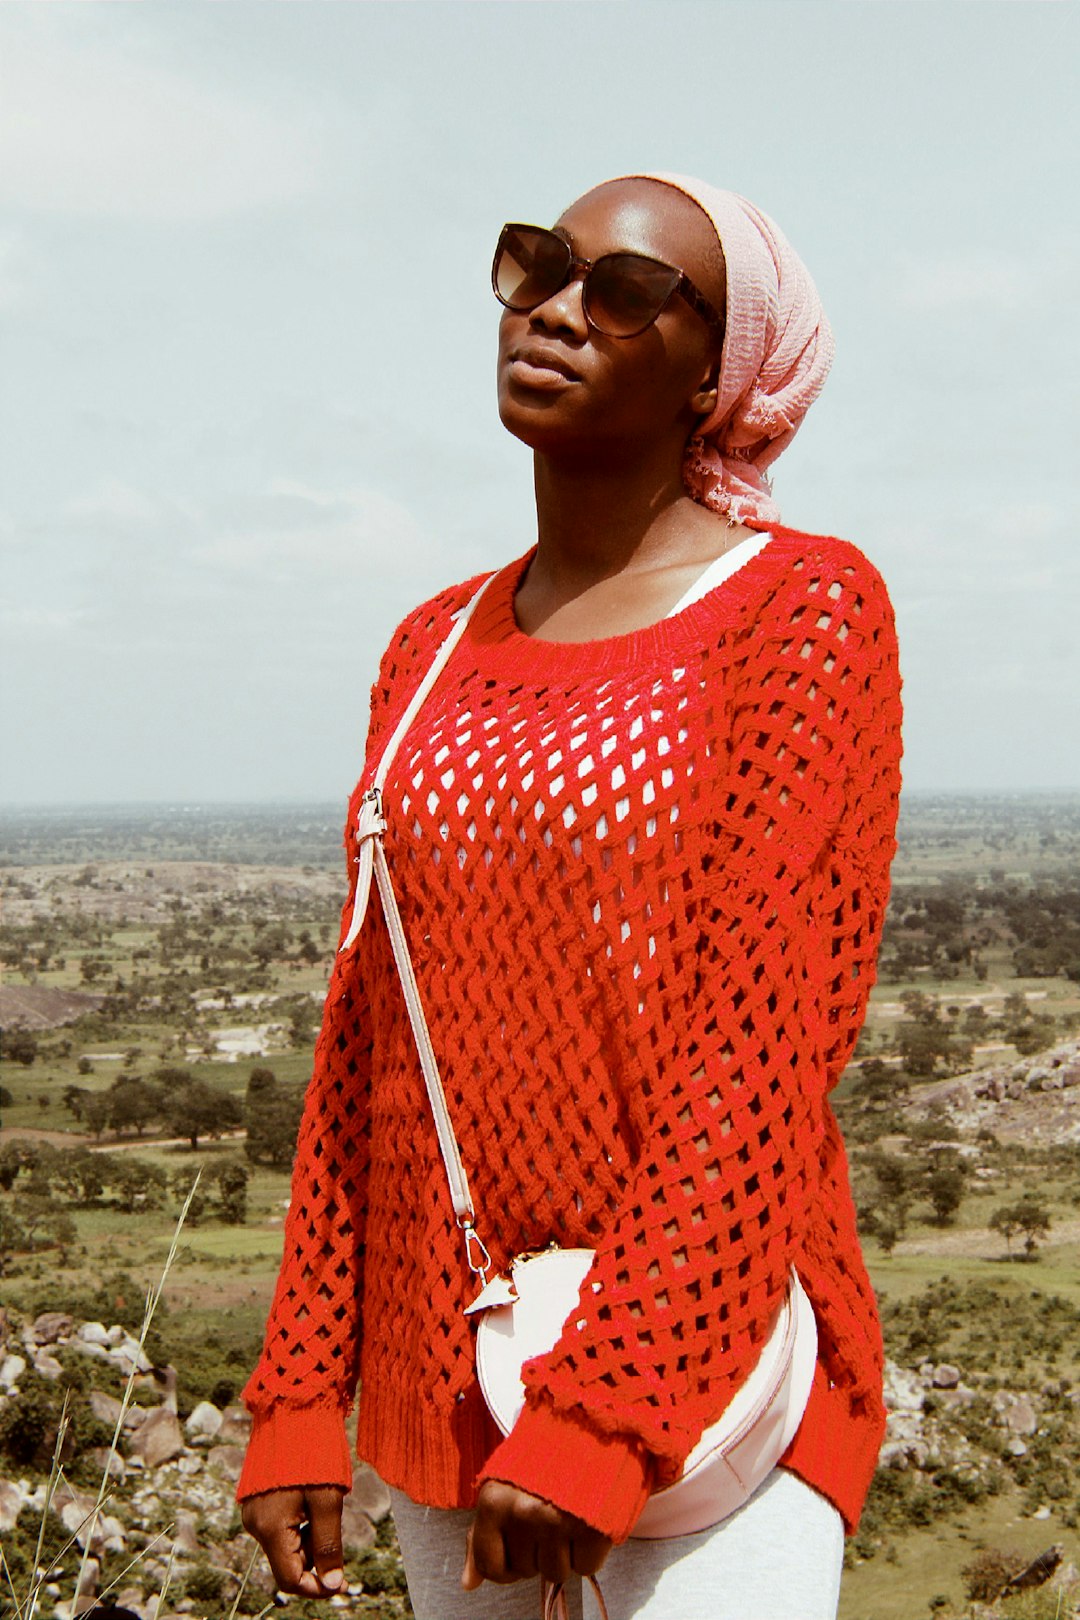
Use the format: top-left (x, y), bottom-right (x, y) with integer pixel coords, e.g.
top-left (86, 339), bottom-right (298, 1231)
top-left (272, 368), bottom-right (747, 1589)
top-left (342, 575), bottom-right (818, 1541)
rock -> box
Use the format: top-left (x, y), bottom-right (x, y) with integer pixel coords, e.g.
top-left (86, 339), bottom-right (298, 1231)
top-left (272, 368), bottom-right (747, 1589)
top-left (33, 1352), bottom-right (63, 1381)
top-left (105, 1324), bottom-right (126, 1347)
top-left (217, 1404), bottom-right (252, 1445)
top-left (1042, 1074), bottom-right (1065, 1090)
top-left (339, 1499), bottom-right (376, 1554)
top-left (994, 1391), bottom-right (1038, 1436)
top-left (0, 1478), bottom-right (22, 1533)
top-left (78, 1322), bottom-right (111, 1347)
top-left (127, 1407), bottom-right (185, 1467)
top-left (70, 1340), bottom-right (111, 1361)
top-left (1006, 1081), bottom-right (1024, 1099)
top-left (937, 1384), bottom-right (977, 1409)
top-left (171, 1510), bottom-right (201, 1556)
top-left (1008, 1438), bottom-right (1029, 1456)
top-left (177, 1454), bottom-right (202, 1476)
top-left (109, 1337), bottom-right (153, 1376)
top-left (184, 1401), bottom-right (223, 1442)
top-left (206, 1443), bottom-right (245, 1482)
top-left (349, 1461), bottom-right (392, 1523)
top-left (1032, 1505), bottom-right (1052, 1520)
top-left (59, 1498), bottom-right (125, 1554)
top-left (883, 1361), bottom-right (925, 1414)
top-left (933, 1364), bottom-right (960, 1389)
top-left (0, 1353), bottom-right (26, 1389)
top-left (89, 1390), bottom-right (147, 1431)
top-left (32, 1311), bottom-right (73, 1346)
top-left (89, 1446), bottom-right (126, 1480)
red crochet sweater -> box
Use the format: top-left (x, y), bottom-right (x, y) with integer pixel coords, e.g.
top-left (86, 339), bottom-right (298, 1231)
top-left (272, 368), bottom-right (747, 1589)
top-left (238, 526), bottom-right (903, 1542)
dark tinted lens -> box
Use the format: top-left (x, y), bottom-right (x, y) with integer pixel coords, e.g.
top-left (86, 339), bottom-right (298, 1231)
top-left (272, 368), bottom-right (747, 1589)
top-left (586, 254), bottom-right (680, 337)
top-left (494, 227), bottom-right (571, 311)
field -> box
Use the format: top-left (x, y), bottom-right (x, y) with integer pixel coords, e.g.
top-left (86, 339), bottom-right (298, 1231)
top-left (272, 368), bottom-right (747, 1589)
top-left (2, 795), bottom-right (1079, 1620)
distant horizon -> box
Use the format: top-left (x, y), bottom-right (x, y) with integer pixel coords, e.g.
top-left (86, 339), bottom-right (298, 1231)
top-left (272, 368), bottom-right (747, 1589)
top-left (3, 786), bottom-right (1080, 816)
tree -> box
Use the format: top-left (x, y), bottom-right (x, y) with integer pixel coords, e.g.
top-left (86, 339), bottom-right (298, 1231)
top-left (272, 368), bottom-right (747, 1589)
top-left (926, 1165), bottom-right (966, 1227)
top-left (4, 1028), bottom-right (38, 1066)
top-left (165, 1080), bottom-right (241, 1150)
top-left (991, 1196), bottom-right (1052, 1260)
top-left (216, 1162), bottom-right (249, 1225)
top-left (106, 1076), bottom-right (163, 1138)
top-left (107, 1158), bottom-right (167, 1214)
top-left (246, 1066), bottom-right (278, 1102)
top-left (990, 1203), bottom-right (1020, 1256)
top-left (245, 1088), bottom-right (304, 1168)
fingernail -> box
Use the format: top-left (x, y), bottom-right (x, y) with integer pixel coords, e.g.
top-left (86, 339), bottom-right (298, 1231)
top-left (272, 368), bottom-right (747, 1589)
top-left (322, 1568), bottom-right (344, 1590)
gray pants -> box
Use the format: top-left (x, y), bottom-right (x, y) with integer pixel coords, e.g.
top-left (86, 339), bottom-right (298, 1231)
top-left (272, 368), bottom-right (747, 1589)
top-left (389, 1467), bottom-right (844, 1620)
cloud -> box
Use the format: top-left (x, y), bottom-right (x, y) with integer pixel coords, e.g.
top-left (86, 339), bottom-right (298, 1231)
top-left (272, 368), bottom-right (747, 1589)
top-left (895, 249), bottom-right (1070, 314)
top-left (0, 228), bottom-right (33, 312)
top-left (0, 16), bottom-right (321, 221)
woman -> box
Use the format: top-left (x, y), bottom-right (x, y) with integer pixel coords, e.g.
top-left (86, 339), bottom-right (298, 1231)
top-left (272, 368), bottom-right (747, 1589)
top-left (238, 173), bottom-right (903, 1620)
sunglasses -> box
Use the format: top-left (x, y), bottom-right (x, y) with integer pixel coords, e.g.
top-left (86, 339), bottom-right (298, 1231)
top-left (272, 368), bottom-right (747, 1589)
top-left (493, 223), bottom-right (726, 343)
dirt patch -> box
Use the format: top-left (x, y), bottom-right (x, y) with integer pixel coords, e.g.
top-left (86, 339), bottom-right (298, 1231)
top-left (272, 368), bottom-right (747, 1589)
top-left (0, 983), bottom-right (104, 1029)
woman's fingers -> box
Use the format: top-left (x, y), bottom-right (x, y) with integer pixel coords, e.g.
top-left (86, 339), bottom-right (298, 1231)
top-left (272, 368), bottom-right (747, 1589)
top-left (241, 1485), bottom-right (346, 1597)
top-left (571, 1523), bottom-right (613, 1578)
top-left (303, 1485), bottom-right (347, 1591)
top-left (463, 1481), bottom-right (610, 1588)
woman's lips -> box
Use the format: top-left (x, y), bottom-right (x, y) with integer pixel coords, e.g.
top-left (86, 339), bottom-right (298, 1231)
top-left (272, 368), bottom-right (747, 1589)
top-left (507, 346), bottom-right (582, 390)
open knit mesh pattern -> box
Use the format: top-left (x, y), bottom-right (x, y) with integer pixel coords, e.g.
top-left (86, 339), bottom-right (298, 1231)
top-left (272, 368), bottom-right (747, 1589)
top-left (239, 528), bottom-right (903, 1541)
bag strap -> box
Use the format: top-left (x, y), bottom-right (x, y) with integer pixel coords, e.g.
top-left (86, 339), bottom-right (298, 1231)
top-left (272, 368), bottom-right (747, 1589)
top-left (339, 572), bottom-right (497, 1282)
top-left (543, 1575), bottom-right (609, 1620)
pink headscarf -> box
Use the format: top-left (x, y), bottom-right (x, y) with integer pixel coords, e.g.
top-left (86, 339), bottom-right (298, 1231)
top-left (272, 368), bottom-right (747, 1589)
top-left (631, 173), bottom-right (834, 526)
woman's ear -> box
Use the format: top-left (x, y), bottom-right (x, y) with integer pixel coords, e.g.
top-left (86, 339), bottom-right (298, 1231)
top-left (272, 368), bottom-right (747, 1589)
top-left (689, 358), bottom-right (721, 421)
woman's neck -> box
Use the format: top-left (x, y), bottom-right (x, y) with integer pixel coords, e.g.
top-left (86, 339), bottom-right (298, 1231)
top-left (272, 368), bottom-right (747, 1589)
top-left (516, 446), bottom-right (755, 641)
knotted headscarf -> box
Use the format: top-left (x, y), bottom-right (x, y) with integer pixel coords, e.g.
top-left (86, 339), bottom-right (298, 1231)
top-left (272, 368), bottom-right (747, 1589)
top-left (631, 173), bottom-right (834, 526)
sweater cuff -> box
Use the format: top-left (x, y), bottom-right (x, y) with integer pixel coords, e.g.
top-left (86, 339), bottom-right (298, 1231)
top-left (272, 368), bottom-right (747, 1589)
top-left (477, 1401), bottom-right (652, 1544)
top-left (235, 1399), bottom-right (354, 1502)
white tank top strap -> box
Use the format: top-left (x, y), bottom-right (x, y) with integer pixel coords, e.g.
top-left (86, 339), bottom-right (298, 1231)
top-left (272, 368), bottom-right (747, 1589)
top-left (666, 530), bottom-right (774, 617)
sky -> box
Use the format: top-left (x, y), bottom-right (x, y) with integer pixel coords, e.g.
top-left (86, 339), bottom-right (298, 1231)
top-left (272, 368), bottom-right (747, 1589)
top-left (1, 1), bottom-right (1077, 807)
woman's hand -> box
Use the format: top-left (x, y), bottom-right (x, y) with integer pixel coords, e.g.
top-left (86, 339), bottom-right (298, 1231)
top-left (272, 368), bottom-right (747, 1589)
top-left (241, 1485), bottom-right (347, 1597)
top-left (462, 1480), bottom-right (612, 1589)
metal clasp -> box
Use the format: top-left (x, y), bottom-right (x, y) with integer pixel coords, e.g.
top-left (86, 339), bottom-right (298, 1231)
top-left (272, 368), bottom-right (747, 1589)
top-left (458, 1218), bottom-right (491, 1284)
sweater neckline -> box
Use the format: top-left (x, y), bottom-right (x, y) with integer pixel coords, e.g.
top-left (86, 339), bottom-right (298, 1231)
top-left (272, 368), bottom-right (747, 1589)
top-left (465, 526), bottom-right (800, 683)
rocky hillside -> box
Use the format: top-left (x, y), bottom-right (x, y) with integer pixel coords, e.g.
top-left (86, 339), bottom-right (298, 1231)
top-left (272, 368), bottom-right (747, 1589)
top-left (0, 1308), bottom-right (407, 1619)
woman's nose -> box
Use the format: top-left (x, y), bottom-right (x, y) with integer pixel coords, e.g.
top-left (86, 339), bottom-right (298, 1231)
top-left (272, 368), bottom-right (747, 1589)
top-left (528, 272), bottom-right (589, 340)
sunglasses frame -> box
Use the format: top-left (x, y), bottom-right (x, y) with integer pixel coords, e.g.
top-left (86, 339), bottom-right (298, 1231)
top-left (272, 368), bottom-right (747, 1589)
top-left (493, 223), bottom-right (726, 344)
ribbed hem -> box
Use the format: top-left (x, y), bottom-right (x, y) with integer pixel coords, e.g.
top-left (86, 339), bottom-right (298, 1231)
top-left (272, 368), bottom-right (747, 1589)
top-left (478, 1401), bottom-right (653, 1545)
top-left (236, 1398), bottom-right (353, 1502)
top-left (780, 1366), bottom-right (886, 1536)
top-left (356, 1377), bottom-right (504, 1509)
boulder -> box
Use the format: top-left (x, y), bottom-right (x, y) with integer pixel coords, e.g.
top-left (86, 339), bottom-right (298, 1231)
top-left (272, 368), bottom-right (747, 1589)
top-left (171, 1509), bottom-right (201, 1557)
top-left (77, 1322), bottom-right (111, 1348)
top-left (206, 1443), bottom-right (246, 1482)
top-left (932, 1364), bottom-right (960, 1389)
top-left (127, 1407), bottom-right (185, 1467)
top-left (0, 1352), bottom-right (26, 1390)
top-left (32, 1311), bottom-right (73, 1346)
top-left (883, 1361), bottom-right (925, 1414)
top-left (89, 1446), bottom-right (126, 1481)
top-left (217, 1404), bottom-right (252, 1445)
top-left (993, 1391), bottom-right (1038, 1436)
top-left (109, 1337), bottom-right (152, 1376)
top-left (184, 1401), bottom-right (223, 1443)
top-left (340, 1498), bottom-right (376, 1553)
top-left (89, 1390), bottom-right (147, 1431)
top-left (0, 1478), bottom-right (22, 1533)
top-left (349, 1461), bottom-right (392, 1523)
top-left (33, 1352), bottom-right (63, 1381)
top-left (59, 1498), bottom-right (125, 1554)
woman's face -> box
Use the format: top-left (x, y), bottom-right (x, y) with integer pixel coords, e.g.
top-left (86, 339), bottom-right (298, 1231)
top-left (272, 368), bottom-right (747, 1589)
top-left (496, 178), bottom-right (727, 461)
